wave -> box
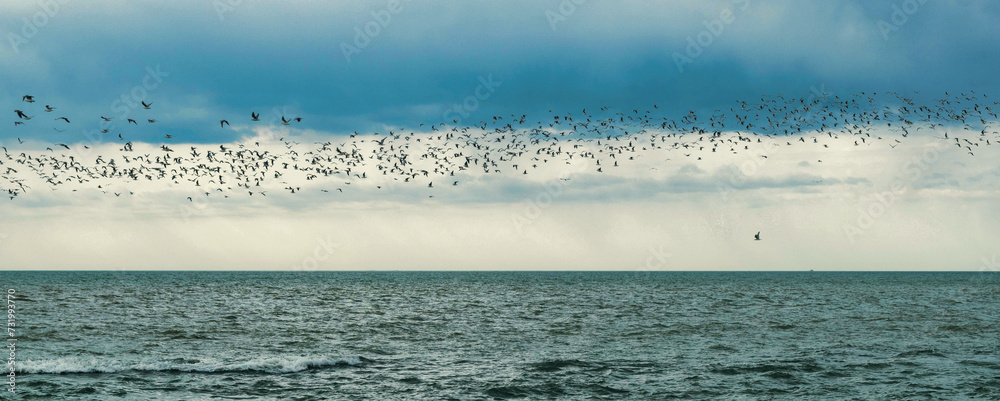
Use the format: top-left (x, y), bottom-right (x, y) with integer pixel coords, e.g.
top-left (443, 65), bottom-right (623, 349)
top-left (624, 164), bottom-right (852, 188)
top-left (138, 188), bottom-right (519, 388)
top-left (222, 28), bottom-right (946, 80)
top-left (21, 355), bottom-right (364, 374)
top-left (529, 359), bottom-right (597, 372)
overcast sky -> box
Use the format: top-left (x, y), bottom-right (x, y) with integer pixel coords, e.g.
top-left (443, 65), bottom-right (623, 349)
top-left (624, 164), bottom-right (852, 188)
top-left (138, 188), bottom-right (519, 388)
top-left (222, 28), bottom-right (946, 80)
top-left (2, 0), bottom-right (999, 141)
top-left (1, 1), bottom-right (998, 270)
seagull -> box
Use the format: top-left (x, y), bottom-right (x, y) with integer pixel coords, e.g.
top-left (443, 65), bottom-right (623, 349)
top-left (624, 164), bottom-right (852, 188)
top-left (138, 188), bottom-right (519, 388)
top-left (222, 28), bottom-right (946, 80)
top-left (44, 105), bottom-right (55, 112)
top-left (22, 95), bottom-right (34, 103)
top-left (14, 110), bottom-right (29, 119)
top-left (142, 101), bottom-right (152, 109)
top-left (55, 117), bottom-right (70, 123)
top-left (101, 116), bottom-right (112, 121)
top-left (0, 90), bottom-right (991, 205)
top-left (754, 232), bottom-right (761, 241)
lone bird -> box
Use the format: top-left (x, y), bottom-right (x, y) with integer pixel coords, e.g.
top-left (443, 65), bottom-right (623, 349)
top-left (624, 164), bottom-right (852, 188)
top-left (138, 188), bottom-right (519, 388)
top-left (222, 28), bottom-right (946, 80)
top-left (754, 232), bottom-right (761, 241)
top-left (220, 120), bottom-right (230, 128)
top-left (251, 112), bottom-right (260, 121)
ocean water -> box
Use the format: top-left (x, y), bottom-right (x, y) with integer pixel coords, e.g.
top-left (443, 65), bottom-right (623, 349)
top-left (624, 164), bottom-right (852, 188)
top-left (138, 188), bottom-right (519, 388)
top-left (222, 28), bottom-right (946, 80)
top-left (2, 271), bottom-right (999, 400)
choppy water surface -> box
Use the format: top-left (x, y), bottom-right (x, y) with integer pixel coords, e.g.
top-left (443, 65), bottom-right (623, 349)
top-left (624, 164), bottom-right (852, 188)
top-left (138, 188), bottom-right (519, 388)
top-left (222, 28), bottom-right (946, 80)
top-left (4, 271), bottom-right (999, 400)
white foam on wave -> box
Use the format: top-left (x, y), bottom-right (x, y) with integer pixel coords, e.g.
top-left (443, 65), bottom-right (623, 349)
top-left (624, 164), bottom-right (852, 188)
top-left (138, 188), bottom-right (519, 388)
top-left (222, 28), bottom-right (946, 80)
top-left (21, 355), bottom-right (362, 374)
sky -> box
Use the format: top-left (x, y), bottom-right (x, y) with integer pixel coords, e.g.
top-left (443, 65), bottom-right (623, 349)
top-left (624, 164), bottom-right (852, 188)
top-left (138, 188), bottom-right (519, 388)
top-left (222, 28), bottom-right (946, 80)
top-left (1, 0), bottom-right (999, 270)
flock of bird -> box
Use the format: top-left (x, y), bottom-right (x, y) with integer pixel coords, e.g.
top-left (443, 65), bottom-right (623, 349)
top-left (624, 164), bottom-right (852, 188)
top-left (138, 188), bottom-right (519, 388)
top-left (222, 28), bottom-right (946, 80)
top-left (11, 95), bottom-right (305, 143)
top-left (2, 91), bottom-right (997, 201)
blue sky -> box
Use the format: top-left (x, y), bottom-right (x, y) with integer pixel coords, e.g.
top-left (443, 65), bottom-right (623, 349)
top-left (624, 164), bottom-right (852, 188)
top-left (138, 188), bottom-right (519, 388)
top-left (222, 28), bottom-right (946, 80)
top-left (1, 1), bottom-right (999, 270)
top-left (2, 0), bottom-right (999, 143)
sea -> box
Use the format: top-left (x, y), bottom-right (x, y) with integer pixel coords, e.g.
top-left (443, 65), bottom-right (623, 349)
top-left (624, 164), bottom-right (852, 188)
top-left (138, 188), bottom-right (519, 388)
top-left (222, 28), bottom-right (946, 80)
top-left (2, 271), bottom-right (999, 400)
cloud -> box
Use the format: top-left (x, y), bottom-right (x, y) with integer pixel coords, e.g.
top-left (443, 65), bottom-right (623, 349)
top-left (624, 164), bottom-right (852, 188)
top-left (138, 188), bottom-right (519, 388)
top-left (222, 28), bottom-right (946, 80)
top-left (2, 1), bottom-right (1000, 143)
top-left (2, 1), bottom-right (999, 270)
top-left (1, 125), bottom-right (998, 270)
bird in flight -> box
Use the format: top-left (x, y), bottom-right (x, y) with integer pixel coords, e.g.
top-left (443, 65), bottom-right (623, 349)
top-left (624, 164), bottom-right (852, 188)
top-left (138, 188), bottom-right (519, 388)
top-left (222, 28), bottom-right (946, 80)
top-left (754, 232), bottom-right (761, 241)
top-left (44, 105), bottom-right (55, 112)
top-left (220, 120), bottom-right (230, 128)
top-left (14, 110), bottom-right (29, 119)
top-left (142, 101), bottom-right (152, 109)
top-left (22, 95), bottom-right (34, 103)
top-left (251, 112), bottom-right (260, 121)
top-left (55, 117), bottom-right (70, 123)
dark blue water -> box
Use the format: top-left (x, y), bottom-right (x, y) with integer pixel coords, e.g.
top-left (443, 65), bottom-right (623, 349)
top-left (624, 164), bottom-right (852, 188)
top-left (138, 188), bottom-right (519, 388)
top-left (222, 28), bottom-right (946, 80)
top-left (3, 271), bottom-right (999, 400)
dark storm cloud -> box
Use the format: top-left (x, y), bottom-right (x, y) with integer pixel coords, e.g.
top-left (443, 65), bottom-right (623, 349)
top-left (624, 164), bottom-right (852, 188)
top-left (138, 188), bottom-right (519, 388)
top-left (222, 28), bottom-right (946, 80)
top-left (1, 0), bottom-right (998, 143)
